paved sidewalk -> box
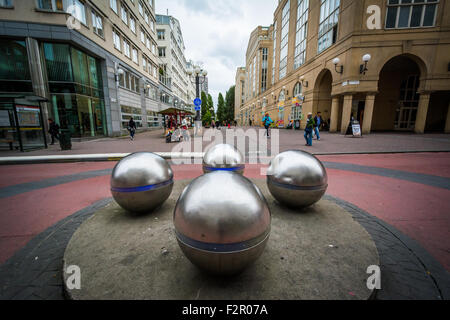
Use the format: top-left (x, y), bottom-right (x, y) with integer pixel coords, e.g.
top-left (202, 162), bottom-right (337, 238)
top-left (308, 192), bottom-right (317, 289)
top-left (1, 127), bottom-right (449, 157)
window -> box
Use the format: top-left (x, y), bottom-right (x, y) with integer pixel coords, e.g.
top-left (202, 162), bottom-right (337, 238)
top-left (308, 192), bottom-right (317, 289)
top-left (386, 0), bottom-right (438, 29)
top-left (146, 36), bottom-right (150, 49)
top-left (91, 10), bottom-right (103, 37)
top-left (272, 20), bottom-right (277, 84)
top-left (279, 0), bottom-right (290, 79)
top-left (138, 1), bottom-right (143, 16)
top-left (110, 0), bottom-right (117, 14)
top-left (130, 16), bottom-right (136, 33)
top-left (151, 20), bottom-right (155, 32)
top-left (0, 0), bottom-right (13, 8)
top-left (132, 48), bottom-right (138, 64)
top-left (121, 5), bottom-right (127, 25)
top-left (124, 40), bottom-right (130, 57)
top-left (318, 0), bottom-right (340, 53)
top-left (152, 65), bottom-right (157, 78)
top-left (261, 48), bottom-right (268, 93)
top-left (152, 43), bottom-right (156, 55)
top-left (72, 0), bottom-right (86, 24)
top-left (145, 11), bottom-right (149, 24)
top-left (119, 71), bottom-right (140, 94)
top-left (140, 30), bottom-right (145, 43)
top-left (293, 82), bottom-right (302, 97)
top-left (113, 30), bottom-right (121, 50)
top-left (158, 47), bottom-right (166, 57)
top-left (143, 57), bottom-right (147, 72)
top-left (294, 0), bottom-right (309, 69)
top-left (157, 30), bottom-right (165, 40)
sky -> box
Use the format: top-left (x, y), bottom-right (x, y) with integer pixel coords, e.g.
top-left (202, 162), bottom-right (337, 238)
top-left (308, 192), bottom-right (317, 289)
top-left (155, 0), bottom-right (277, 108)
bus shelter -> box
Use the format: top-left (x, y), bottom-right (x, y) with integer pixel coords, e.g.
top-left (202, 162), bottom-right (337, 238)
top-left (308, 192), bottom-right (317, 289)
top-left (0, 94), bottom-right (48, 152)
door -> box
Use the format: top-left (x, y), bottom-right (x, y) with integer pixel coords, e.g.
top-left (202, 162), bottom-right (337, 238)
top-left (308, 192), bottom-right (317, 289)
top-left (395, 75), bottom-right (419, 131)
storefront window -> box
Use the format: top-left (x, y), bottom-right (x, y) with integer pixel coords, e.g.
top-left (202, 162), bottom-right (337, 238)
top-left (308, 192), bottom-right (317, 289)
top-left (0, 39), bottom-right (33, 93)
top-left (43, 42), bottom-right (106, 138)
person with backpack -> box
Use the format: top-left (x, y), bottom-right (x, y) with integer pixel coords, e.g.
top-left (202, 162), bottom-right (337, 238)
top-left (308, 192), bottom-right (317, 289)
top-left (48, 118), bottom-right (60, 145)
top-left (128, 117), bottom-right (137, 141)
top-left (262, 112), bottom-right (273, 138)
top-left (304, 112), bottom-right (315, 146)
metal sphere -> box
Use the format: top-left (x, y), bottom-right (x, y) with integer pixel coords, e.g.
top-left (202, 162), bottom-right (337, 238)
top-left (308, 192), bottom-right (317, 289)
top-left (267, 150), bottom-right (328, 208)
top-left (202, 144), bottom-right (245, 174)
top-left (174, 171), bottom-right (271, 275)
top-left (110, 152), bottom-right (173, 213)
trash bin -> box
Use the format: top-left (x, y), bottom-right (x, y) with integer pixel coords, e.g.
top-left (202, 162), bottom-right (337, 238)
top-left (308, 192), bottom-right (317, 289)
top-left (59, 129), bottom-right (72, 150)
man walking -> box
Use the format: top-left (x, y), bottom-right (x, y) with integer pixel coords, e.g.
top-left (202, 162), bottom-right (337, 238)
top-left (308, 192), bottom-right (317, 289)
top-left (313, 111), bottom-right (322, 140)
top-left (48, 118), bottom-right (60, 145)
top-left (128, 117), bottom-right (137, 141)
top-left (304, 112), bottom-right (315, 146)
top-left (262, 112), bottom-right (273, 138)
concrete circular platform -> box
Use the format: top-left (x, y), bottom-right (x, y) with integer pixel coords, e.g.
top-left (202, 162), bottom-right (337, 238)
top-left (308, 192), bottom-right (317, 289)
top-left (63, 179), bottom-right (379, 300)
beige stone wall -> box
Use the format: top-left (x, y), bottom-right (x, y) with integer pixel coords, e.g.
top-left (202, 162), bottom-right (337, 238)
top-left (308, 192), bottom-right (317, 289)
top-left (238, 0), bottom-right (450, 132)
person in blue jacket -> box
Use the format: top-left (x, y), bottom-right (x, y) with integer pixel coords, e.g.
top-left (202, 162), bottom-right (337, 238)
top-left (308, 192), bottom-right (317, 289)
top-left (304, 112), bottom-right (315, 146)
top-left (262, 112), bottom-right (273, 138)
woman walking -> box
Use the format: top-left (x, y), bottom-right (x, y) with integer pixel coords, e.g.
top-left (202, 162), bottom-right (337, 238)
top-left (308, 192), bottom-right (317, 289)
top-left (304, 113), bottom-right (315, 146)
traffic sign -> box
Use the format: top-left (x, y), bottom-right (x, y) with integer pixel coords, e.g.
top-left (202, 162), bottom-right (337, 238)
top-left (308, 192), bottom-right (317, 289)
top-left (194, 98), bottom-right (202, 107)
top-left (195, 106), bottom-right (201, 111)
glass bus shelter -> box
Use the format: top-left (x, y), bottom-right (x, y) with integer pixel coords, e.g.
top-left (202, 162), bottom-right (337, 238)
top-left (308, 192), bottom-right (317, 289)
top-left (0, 95), bottom-right (48, 152)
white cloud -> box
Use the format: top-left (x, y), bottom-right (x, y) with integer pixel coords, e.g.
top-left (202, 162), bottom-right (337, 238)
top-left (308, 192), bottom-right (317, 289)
top-left (155, 0), bottom-right (276, 107)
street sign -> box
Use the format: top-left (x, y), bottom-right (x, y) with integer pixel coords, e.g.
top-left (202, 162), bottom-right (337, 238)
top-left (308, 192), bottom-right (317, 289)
top-left (195, 106), bottom-right (201, 111)
top-left (194, 98), bottom-right (201, 107)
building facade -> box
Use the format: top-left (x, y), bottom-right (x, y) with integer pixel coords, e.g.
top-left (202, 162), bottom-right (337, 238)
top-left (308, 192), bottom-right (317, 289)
top-left (156, 14), bottom-right (195, 115)
top-left (0, 0), bottom-right (165, 147)
top-left (235, 67), bottom-right (246, 124)
top-left (237, 0), bottom-right (450, 134)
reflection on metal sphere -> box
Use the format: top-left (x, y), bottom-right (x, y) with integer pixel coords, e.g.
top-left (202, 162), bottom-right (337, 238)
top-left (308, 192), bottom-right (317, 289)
top-left (110, 152), bottom-right (173, 213)
top-left (174, 171), bottom-right (271, 275)
top-left (266, 150), bottom-right (328, 208)
top-left (202, 144), bottom-right (245, 174)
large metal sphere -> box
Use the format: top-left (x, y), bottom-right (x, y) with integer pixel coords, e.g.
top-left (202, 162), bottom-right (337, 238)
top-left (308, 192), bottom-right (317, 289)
top-left (267, 150), bottom-right (328, 208)
top-left (174, 171), bottom-right (271, 275)
top-left (110, 152), bottom-right (173, 213)
top-left (202, 144), bottom-right (245, 174)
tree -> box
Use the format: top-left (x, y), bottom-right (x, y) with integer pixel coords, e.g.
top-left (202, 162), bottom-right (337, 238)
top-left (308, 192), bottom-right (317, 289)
top-left (202, 110), bottom-right (212, 126)
top-left (217, 93), bottom-right (225, 123)
top-left (224, 85), bottom-right (235, 123)
top-left (207, 94), bottom-right (215, 119)
top-left (201, 91), bottom-right (208, 119)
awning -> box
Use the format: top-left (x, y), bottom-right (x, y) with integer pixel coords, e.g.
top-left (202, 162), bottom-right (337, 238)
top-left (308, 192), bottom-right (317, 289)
top-left (159, 107), bottom-right (195, 115)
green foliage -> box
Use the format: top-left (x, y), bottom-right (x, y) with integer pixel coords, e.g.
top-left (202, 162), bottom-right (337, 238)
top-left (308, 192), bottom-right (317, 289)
top-left (202, 110), bottom-right (212, 126)
top-left (224, 85), bottom-right (235, 123)
top-left (217, 93), bottom-right (225, 123)
top-left (201, 91), bottom-right (208, 119)
top-left (207, 94), bottom-right (215, 119)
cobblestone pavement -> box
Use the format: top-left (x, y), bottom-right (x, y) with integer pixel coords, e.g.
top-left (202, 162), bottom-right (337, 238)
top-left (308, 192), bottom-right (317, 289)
top-left (0, 153), bottom-right (449, 300)
top-left (1, 128), bottom-right (449, 157)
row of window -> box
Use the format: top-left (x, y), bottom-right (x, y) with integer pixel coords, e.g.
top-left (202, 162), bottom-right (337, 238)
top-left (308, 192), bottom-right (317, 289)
top-left (110, 0), bottom-right (155, 33)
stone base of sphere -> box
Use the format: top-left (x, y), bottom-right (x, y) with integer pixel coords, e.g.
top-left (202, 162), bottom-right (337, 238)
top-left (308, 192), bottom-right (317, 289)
top-left (176, 234), bottom-right (269, 276)
top-left (111, 182), bottom-right (173, 214)
top-left (63, 179), bottom-right (378, 300)
top-left (267, 179), bottom-right (327, 208)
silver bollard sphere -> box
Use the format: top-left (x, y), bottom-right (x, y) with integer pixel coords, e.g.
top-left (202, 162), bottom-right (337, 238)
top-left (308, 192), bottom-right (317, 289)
top-left (110, 152), bottom-right (174, 213)
top-left (267, 150), bottom-right (328, 208)
top-left (202, 143), bottom-right (245, 174)
top-left (174, 171), bottom-right (271, 275)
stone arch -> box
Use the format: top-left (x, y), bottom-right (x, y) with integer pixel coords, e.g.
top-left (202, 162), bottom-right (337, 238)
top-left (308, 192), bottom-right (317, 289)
top-left (372, 54), bottom-right (425, 131)
top-left (312, 69), bottom-right (333, 117)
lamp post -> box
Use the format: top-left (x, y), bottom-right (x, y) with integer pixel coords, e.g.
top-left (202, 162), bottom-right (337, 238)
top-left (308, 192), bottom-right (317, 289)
top-left (187, 64), bottom-right (208, 136)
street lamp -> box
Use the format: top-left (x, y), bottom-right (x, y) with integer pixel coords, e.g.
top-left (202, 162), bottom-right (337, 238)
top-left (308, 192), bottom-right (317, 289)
top-left (360, 54), bottom-right (371, 75)
top-left (332, 57), bottom-right (343, 74)
top-left (187, 63), bottom-right (208, 136)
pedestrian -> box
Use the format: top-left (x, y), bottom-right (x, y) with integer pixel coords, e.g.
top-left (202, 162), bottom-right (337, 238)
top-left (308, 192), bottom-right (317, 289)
top-left (228, 122), bottom-right (231, 129)
top-left (313, 111), bottom-right (322, 141)
top-left (211, 119), bottom-right (215, 129)
top-left (128, 117), bottom-right (136, 140)
top-left (48, 118), bottom-right (60, 145)
top-left (249, 119), bottom-right (252, 127)
top-left (262, 112), bottom-right (273, 138)
top-left (304, 112), bottom-right (315, 146)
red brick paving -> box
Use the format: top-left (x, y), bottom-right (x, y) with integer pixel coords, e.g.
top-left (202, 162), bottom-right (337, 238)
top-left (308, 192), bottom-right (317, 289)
top-left (0, 153), bottom-right (449, 273)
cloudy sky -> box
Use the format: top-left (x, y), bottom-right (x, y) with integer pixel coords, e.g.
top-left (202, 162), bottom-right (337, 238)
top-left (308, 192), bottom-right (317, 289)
top-left (155, 0), bottom-right (277, 108)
